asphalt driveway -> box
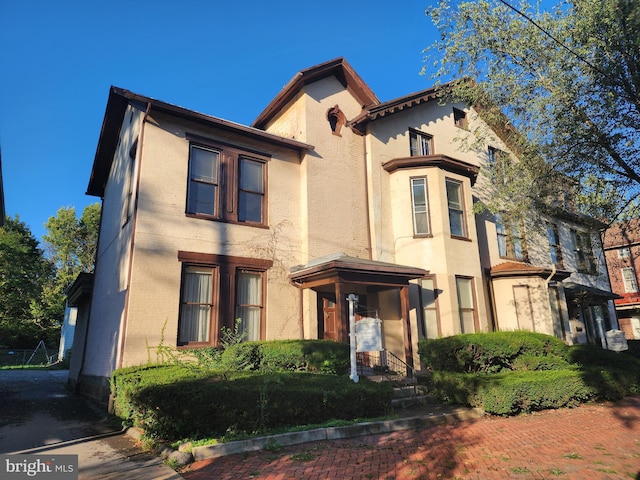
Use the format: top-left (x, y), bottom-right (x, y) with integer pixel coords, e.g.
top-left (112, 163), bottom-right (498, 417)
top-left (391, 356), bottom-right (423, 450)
top-left (0, 369), bottom-right (181, 479)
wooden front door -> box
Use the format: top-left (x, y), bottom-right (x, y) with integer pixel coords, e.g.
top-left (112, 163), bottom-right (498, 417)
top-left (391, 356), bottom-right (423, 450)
top-left (318, 294), bottom-right (338, 341)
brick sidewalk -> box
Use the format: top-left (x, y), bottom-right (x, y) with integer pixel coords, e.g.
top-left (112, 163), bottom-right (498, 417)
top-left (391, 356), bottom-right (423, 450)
top-left (180, 397), bottom-right (640, 480)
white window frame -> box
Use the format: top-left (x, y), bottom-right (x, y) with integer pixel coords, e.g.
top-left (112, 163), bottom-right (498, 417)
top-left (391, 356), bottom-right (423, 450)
top-left (410, 177), bottom-right (430, 236)
top-left (409, 129), bottom-right (432, 156)
top-left (446, 179), bottom-right (467, 238)
top-left (622, 267), bottom-right (638, 293)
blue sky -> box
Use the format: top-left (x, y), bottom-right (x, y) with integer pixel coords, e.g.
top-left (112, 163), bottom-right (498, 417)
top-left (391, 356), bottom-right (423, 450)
top-left (0, 0), bottom-right (440, 241)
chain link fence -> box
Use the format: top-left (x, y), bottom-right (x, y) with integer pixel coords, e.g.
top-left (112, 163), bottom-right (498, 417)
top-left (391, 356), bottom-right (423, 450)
top-left (0, 344), bottom-right (58, 367)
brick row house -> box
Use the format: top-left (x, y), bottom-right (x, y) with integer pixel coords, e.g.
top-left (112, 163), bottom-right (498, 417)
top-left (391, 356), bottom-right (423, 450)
top-left (602, 218), bottom-right (640, 339)
top-left (67, 58), bottom-right (618, 404)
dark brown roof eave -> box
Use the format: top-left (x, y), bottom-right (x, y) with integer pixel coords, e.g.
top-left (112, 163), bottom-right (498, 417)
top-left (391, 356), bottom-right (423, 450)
top-left (382, 154), bottom-right (480, 186)
top-left (490, 263), bottom-right (571, 281)
top-left (86, 87), bottom-right (314, 197)
top-left (289, 254), bottom-right (428, 286)
top-left (348, 83), bottom-right (453, 134)
top-left (252, 58), bottom-right (380, 130)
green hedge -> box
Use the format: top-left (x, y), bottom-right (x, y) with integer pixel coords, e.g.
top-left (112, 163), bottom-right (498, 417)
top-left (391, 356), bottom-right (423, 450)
top-left (219, 339), bottom-right (350, 374)
top-left (625, 340), bottom-right (640, 360)
top-left (427, 366), bottom-right (640, 415)
top-left (418, 331), bottom-right (570, 374)
top-left (111, 365), bottom-right (392, 441)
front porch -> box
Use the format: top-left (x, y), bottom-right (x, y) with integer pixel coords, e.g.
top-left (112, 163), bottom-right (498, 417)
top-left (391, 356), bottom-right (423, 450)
top-left (289, 253), bottom-right (427, 370)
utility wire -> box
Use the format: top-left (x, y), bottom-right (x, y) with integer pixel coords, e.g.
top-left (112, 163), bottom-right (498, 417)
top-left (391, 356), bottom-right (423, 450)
top-left (496, 0), bottom-right (607, 78)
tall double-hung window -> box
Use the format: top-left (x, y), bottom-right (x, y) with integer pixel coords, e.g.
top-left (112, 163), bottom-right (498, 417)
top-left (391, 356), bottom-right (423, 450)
top-left (187, 139), bottom-right (268, 226)
top-left (570, 229), bottom-right (597, 274)
top-left (446, 179), bottom-right (466, 237)
top-left (456, 276), bottom-right (477, 333)
top-left (546, 223), bottom-right (563, 267)
top-left (496, 213), bottom-right (527, 261)
top-left (410, 177), bottom-right (430, 236)
top-left (622, 267), bottom-right (639, 293)
top-left (177, 252), bottom-right (272, 347)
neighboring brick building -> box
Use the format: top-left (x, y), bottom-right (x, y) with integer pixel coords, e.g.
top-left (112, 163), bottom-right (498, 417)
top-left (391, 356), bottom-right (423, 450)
top-left (602, 219), bottom-right (640, 339)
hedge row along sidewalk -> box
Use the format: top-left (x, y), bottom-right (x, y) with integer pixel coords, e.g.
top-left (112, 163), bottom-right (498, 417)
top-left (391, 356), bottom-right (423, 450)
top-left (418, 332), bottom-right (640, 415)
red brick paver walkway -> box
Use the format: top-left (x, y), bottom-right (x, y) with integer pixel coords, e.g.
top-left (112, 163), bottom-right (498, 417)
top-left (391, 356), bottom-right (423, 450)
top-left (180, 397), bottom-right (640, 480)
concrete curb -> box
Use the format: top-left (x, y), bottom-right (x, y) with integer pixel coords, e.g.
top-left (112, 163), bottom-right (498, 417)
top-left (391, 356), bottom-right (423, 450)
top-left (190, 407), bottom-right (484, 462)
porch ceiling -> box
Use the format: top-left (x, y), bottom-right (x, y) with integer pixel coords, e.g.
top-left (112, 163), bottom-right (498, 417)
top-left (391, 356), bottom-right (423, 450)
top-left (289, 253), bottom-right (428, 290)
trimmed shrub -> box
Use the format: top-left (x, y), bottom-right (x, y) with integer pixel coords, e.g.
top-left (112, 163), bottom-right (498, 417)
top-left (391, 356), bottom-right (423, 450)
top-left (418, 331), bottom-right (569, 374)
top-left (568, 344), bottom-right (640, 371)
top-left (111, 365), bottom-right (392, 440)
top-left (622, 339), bottom-right (640, 360)
top-left (220, 340), bottom-right (349, 374)
top-left (427, 363), bottom-right (640, 415)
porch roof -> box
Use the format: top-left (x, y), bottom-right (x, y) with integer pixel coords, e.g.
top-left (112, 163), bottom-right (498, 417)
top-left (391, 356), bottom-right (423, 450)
top-left (563, 281), bottom-right (621, 300)
top-left (289, 253), bottom-right (428, 289)
top-left (66, 272), bottom-right (94, 307)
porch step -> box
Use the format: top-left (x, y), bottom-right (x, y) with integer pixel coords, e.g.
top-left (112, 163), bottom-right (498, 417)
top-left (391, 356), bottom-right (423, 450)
top-left (391, 384), bottom-right (430, 409)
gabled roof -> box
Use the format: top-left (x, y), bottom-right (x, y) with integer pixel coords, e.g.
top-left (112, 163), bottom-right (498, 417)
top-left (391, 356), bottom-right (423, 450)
top-left (87, 87), bottom-right (314, 197)
top-left (252, 57), bottom-right (380, 130)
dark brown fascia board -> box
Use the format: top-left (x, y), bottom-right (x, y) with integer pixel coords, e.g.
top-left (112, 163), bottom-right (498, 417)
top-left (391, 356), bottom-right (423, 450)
top-left (490, 265), bottom-right (571, 280)
top-left (289, 258), bottom-right (427, 285)
top-left (382, 154), bottom-right (480, 186)
top-left (347, 82), bottom-right (461, 135)
top-left (66, 272), bottom-right (94, 306)
top-left (349, 86), bottom-right (441, 134)
top-left (86, 87), bottom-right (314, 197)
top-left (252, 57), bottom-right (380, 130)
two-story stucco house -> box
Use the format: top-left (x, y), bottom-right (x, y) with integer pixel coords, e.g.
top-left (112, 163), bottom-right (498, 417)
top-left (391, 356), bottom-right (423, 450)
top-left (68, 58), bottom-right (618, 405)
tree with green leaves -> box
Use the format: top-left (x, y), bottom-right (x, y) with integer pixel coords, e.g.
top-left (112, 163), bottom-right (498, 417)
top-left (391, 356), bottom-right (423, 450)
top-left (41, 203), bottom-right (100, 328)
top-left (0, 217), bottom-right (55, 347)
top-left (424, 0), bottom-right (640, 223)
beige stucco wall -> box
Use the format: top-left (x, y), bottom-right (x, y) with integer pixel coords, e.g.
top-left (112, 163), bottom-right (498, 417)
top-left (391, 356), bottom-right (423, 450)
top-left (81, 103), bottom-right (145, 379)
top-left (118, 111), bottom-right (306, 367)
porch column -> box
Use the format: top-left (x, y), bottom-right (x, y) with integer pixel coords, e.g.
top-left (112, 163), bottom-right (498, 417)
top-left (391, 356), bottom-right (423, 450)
top-left (400, 285), bottom-right (414, 369)
top-left (335, 281), bottom-right (349, 343)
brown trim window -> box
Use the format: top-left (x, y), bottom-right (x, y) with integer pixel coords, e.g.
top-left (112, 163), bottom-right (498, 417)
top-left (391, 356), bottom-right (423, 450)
top-left (179, 265), bottom-right (217, 345)
top-left (546, 222), bottom-right (564, 268)
top-left (453, 108), bottom-right (468, 130)
top-left (419, 276), bottom-right (440, 339)
top-left (456, 276), bottom-right (478, 333)
top-left (488, 146), bottom-right (507, 184)
top-left (187, 139), bottom-right (268, 226)
top-left (177, 252), bottom-right (272, 347)
top-left (496, 213), bottom-right (527, 262)
top-left (409, 129), bottom-right (433, 156)
top-left (446, 178), bottom-right (467, 238)
top-left (410, 177), bottom-right (431, 236)
top-left (570, 229), bottom-right (597, 274)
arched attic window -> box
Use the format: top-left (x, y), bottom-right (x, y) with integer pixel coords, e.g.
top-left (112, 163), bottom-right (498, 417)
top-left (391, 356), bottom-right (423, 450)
top-left (327, 105), bottom-right (346, 136)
